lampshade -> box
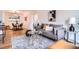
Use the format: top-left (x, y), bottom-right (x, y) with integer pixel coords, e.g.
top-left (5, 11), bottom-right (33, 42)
top-left (33, 14), bottom-right (39, 26)
top-left (34, 14), bottom-right (38, 23)
top-left (69, 17), bottom-right (76, 24)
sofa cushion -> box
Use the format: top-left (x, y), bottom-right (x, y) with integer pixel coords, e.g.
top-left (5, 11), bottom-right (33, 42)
top-left (42, 31), bottom-right (57, 40)
top-left (41, 28), bottom-right (65, 40)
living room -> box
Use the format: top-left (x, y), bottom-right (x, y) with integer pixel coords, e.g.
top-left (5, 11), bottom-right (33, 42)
top-left (0, 10), bottom-right (79, 49)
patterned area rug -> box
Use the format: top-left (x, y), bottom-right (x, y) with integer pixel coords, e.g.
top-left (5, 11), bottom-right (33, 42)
top-left (11, 34), bottom-right (54, 49)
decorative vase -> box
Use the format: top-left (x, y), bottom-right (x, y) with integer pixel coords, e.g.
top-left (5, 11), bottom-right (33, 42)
top-left (69, 24), bottom-right (75, 32)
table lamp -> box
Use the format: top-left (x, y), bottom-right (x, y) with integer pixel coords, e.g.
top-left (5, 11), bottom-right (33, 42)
top-left (69, 17), bottom-right (76, 32)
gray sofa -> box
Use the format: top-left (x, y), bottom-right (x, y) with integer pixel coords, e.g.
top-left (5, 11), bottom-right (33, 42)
top-left (40, 24), bottom-right (65, 41)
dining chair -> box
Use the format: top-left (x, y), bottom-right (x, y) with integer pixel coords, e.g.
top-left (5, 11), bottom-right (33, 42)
top-left (12, 23), bottom-right (17, 30)
top-left (19, 23), bottom-right (23, 30)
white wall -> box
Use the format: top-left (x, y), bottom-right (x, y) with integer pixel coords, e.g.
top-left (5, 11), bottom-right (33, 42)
top-left (36, 10), bottom-right (49, 24)
top-left (36, 10), bottom-right (79, 25)
top-left (36, 10), bottom-right (49, 19)
top-left (56, 10), bottom-right (79, 25)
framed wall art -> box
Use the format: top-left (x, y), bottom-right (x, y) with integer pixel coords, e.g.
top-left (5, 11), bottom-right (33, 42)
top-left (48, 10), bottom-right (56, 22)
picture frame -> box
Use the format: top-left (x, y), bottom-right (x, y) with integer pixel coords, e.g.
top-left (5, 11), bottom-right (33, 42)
top-left (48, 10), bottom-right (56, 22)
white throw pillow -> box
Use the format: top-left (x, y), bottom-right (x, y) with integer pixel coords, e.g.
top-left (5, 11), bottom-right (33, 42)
top-left (45, 27), bottom-right (53, 31)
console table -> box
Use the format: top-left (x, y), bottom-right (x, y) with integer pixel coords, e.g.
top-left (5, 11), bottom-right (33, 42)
top-left (65, 31), bottom-right (77, 45)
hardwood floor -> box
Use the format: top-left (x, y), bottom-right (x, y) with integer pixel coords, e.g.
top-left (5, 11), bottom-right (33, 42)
top-left (1, 29), bottom-right (27, 49)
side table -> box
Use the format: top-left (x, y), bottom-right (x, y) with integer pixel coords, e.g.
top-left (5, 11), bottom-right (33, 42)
top-left (65, 31), bottom-right (77, 45)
